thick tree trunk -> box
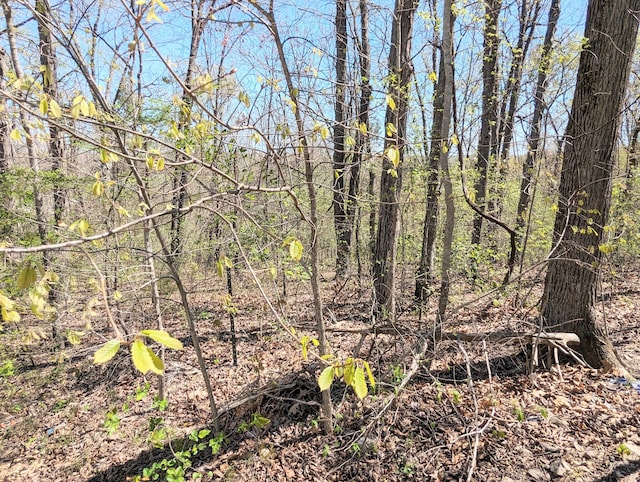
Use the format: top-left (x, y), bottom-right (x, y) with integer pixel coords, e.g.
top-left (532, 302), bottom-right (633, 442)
top-left (373, 0), bottom-right (417, 319)
top-left (541, 0), bottom-right (640, 370)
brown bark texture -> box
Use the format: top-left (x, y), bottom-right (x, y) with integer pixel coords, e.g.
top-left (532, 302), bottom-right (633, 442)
top-left (541, 0), bottom-right (640, 369)
top-left (373, 0), bottom-right (417, 319)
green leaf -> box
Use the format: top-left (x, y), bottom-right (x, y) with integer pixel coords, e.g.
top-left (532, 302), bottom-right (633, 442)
top-left (318, 366), bottom-right (334, 392)
top-left (131, 339), bottom-right (164, 374)
top-left (343, 358), bottom-right (355, 386)
top-left (17, 264), bottom-right (37, 289)
top-left (353, 367), bottom-right (368, 399)
top-left (94, 340), bottom-right (121, 364)
top-left (141, 330), bottom-right (183, 350)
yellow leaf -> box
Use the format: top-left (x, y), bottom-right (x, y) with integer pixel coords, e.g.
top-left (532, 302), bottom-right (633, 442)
top-left (358, 122), bottom-right (368, 136)
top-left (94, 340), bottom-right (121, 364)
top-left (154, 0), bottom-right (169, 11)
top-left (116, 206), bottom-right (131, 218)
top-left (146, 7), bottom-right (162, 23)
top-left (269, 266), bottom-right (277, 280)
top-left (80, 99), bottom-right (89, 117)
top-left (364, 361), bottom-right (375, 388)
top-left (39, 97), bottom-right (48, 115)
top-left (49, 99), bottom-right (62, 118)
top-left (343, 358), bottom-right (355, 386)
top-left (92, 180), bottom-right (104, 197)
top-left (67, 330), bottom-right (83, 346)
top-left (318, 366), bottom-right (334, 392)
top-left (131, 339), bottom-right (163, 374)
top-left (251, 132), bottom-right (261, 144)
top-left (450, 133), bottom-right (459, 145)
top-left (141, 329), bottom-right (183, 350)
top-left (10, 129), bottom-right (22, 141)
top-left (386, 94), bottom-right (396, 110)
top-left (289, 239), bottom-right (303, 261)
top-left (320, 125), bottom-right (329, 140)
top-left (345, 135), bottom-right (356, 147)
top-left (386, 122), bottom-right (397, 137)
top-left (353, 366), bottom-right (368, 399)
top-left (428, 71), bottom-right (438, 82)
top-left (385, 145), bottom-right (400, 167)
top-left (17, 263), bottom-right (37, 289)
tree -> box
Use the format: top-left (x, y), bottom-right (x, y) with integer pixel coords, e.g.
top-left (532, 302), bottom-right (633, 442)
top-left (541, 0), bottom-right (640, 369)
top-left (415, 0), bottom-right (449, 306)
top-left (35, 0), bottom-right (66, 227)
top-left (332, 0), bottom-right (350, 279)
top-left (470, 0), bottom-right (502, 263)
top-left (373, 0), bottom-right (417, 319)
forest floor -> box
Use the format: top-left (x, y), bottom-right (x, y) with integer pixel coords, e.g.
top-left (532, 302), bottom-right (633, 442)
top-left (1, 260), bottom-right (640, 482)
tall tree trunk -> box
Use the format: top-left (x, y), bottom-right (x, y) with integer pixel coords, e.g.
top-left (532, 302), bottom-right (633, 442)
top-left (470, 0), bottom-right (502, 253)
top-left (625, 120), bottom-right (640, 192)
top-left (2, 1), bottom-right (47, 245)
top-left (541, 0), bottom-right (640, 370)
top-left (437, 0), bottom-right (455, 319)
top-left (332, 0), bottom-right (349, 279)
top-left (490, 0), bottom-right (540, 221)
top-left (252, 2), bottom-right (333, 433)
top-left (516, 0), bottom-right (560, 258)
top-left (36, 0), bottom-right (66, 227)
top-left (0, 47), bottom-right (11, 238)
top-left (373, 0), bottom-right (417, 319)
top-left (353, 0), bottom-right (371, 282)
top-left (170, 0), bottom-right (215, 258)
top-left (415, 51), bottom-right (445, 305)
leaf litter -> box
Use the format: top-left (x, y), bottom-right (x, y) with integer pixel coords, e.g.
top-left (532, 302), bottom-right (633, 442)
top-left (0, 265), bottom-right (639, 481)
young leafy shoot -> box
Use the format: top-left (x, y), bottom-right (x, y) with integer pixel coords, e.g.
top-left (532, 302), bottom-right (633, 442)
top-left (317, 357), bottom-right (375, 400)
top-left (93, 330), bottom-right (182, 375)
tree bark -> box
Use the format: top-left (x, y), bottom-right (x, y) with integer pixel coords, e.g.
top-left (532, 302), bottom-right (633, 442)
top-left (0, 47), bottom-right (11, 238)
top-left (437, 0), bottom-right (455, 319)
top-left (541, 0), bottom-right (640, 370)
top-left (332, 0), bottom-right (350, 279)
top-left (415, 51), bottom-right (445, 305)
top-left (36, 0), bottom-right (66, 227)
top-left (470, 0), bottom-right (502, 253)
top-left (373, 0), bottom-right (417, 319)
